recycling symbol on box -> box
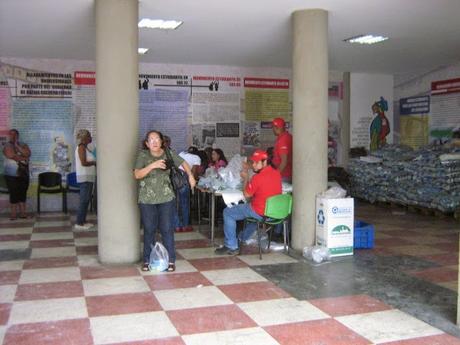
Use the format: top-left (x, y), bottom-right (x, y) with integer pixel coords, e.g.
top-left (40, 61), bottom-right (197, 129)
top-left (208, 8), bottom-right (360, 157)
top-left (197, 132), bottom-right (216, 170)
top-left (317, 210), bottom-right (325, 225)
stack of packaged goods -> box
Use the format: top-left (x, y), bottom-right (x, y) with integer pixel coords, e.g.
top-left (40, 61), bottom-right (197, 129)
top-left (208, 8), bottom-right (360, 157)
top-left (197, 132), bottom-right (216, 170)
top-left (348, 145), bottom-right (460, 213)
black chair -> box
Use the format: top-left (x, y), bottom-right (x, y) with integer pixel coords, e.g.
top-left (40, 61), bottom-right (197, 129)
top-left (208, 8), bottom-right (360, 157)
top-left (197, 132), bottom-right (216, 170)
top-left (37, 172), bottom-right (67, 213)
top-left (0, 174), bottom-right (8, 194)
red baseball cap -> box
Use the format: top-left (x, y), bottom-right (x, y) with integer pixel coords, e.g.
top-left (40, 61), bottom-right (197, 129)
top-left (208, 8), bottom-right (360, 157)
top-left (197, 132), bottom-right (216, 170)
top-left (272, 117), bottom-right (285, 128)
top-left (250, 149), bottom-right (268, 162)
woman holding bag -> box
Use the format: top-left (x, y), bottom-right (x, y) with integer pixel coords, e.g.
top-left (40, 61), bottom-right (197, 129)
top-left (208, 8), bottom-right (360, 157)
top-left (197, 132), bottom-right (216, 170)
top-left (134, 130), bottom-right (196, 272)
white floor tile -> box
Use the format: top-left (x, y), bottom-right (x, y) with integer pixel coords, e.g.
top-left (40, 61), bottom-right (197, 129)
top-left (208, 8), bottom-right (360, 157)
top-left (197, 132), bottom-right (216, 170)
top-left (0, 241), bottom-right (29, 250)
top-left (238, 298), bottom-right (329, 326)
top-left (19, 267), bottom-right (81, 284)
top-left (182, 327), bottom-right (280, 345)
top-left (154, 286), bottom-right (232, 311)
top-left (175, 231), bottom-right (207, 241)
top-left (177, 247), bottom-right (222, 260)
top-left (77, 255), bottom-right (102, 267)
top-left (336, 309), bottom-right (443, 343)
top-left (8, 297), bottom-right (87, 324)
top-left (31, 247), bottom-right (76, 258)
top-left (140, 259), bottom-right (197, 275)
top-left (238, 253), bottom-right (297, 266)
top-left (83, 276), bottom-right (150, 296)
top-left (30, 232), bottom-right (73, 240)
top-left (0, 227), bottom-right (33, 235)
top-left (0, 326), bottom-right (5, 345)
top-left (201, 267), bottom-right (267, 286)
top-left (90, 311), bottom-right (178, 345)
top-left (0, 260), bottom-right (24, 271)
top-left (34, 220), bottom-right (71, 228)
top-left (0, 285), bottom-right (17, 303)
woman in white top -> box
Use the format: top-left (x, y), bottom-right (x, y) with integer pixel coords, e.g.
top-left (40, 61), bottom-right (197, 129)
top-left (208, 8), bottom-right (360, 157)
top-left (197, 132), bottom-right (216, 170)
top-left (75, 129), bottom-right (96, 230)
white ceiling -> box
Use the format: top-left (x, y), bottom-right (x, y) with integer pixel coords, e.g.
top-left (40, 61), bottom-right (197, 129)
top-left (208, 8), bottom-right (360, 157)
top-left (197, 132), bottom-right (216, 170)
top-left (1, 0), bottom-right (460, 76)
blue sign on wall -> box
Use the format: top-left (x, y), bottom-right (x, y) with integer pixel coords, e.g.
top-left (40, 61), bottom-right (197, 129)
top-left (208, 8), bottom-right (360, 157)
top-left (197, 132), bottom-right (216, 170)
top-left (400, 96), bottom-right (430, 115)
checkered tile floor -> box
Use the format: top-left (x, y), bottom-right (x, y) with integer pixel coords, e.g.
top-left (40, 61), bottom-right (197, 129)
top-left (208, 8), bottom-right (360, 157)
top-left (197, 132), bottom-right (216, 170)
top-left (357, 203), bottom-right (460, 292)
top-left (1, 211), bottom-right (460, 344)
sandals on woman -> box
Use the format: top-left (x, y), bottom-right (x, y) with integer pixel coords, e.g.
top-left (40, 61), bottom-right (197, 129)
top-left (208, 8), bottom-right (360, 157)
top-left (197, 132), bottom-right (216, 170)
top-left (166, 263), bottom-right (175, 272)
top-left (141, 262), bottom-right (149, 271)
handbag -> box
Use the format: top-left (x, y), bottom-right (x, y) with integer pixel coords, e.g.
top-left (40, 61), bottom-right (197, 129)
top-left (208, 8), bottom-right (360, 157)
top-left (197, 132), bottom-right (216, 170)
top-left (165, 149), bottom-right (188, 192)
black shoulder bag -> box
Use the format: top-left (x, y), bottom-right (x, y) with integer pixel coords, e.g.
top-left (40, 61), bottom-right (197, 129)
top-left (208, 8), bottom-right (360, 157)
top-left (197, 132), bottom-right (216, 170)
top-left (165, 149), bottom-right (188, 193)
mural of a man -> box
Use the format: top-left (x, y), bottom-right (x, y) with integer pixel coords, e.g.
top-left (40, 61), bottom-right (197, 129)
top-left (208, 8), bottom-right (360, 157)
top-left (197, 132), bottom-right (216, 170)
top-left (370, 97), bottom-right (390, 151)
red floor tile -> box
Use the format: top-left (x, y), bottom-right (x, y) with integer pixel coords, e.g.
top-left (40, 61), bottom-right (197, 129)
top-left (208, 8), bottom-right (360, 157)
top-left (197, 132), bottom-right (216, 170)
top-left (144, 272), bottom-right (212, 291)
top-left (86, 292), bottom-right (162, 317)
top-left (189, 256), bottom-right (248, 271)
top-left (422, 253), bottom-right (459, 266)
top-left (3, 318), bottom-right (93, 345)
top-left (167, 304), bottom-right (256, 335)
top-left (374, 237), bottom-right (412, 246)
top-left (0, 303), bottom-right (11, 325)
top-left (80, 266), bottom-right (140, 280)
top-left (73, 231), bottom-right (98, 238)
top-left (23, 256), bottom-right (78, 269)
top-left (219, 281), bottom-right (291, 303)
top-left (0, 270), bottom-right (21, 285)
top-left (407, 267), bottom-right (458, 283)
top-left (76, 245), bottom-right (98, 255)
top-left (32, 226), bottom-right (72, 233)
top-left (430, 242), bottom-right (459, 252)
top-left (175, 239), bottom-right (212, 249)
top-left (29, 239), bottom-right (74, 248)
top-left (0, 222), bottom-right (34, 229)
top-left (380, 333), bottom-right (460, 344)
top-left (265, 319), bottom-right (370, 345)
top-left (15, 281), bottom-right (84, 301)
top-left (0, 234), bottom-right (31, 241)
top-left (110, 337), bottom-right (186, 345)
top-left (308, 294), bottom-right (392, 317)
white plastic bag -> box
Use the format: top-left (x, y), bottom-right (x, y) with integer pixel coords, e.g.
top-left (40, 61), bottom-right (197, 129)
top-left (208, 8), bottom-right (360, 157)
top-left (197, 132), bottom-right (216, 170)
top-left (303, 245), bottom-right (330, 263)
top-left (149, 242), bottom-right (169, 272)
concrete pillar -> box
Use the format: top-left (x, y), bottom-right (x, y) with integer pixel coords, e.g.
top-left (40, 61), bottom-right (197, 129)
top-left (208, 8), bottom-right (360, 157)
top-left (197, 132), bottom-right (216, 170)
top-left (291, 9), bottom-right (329, 250)
top-left (95, 0), bottom-right (140, 263)
top-left (341, 72), bottom-right (351, 167)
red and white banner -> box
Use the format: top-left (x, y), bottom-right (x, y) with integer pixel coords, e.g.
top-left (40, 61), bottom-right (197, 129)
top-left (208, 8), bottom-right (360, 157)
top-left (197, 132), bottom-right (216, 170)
top-left (74, 71), bottom-right (96, 86)
top-left (431, 77), bottom-right (460, 95)
top-left (244, 77), bottom-right (289, 89)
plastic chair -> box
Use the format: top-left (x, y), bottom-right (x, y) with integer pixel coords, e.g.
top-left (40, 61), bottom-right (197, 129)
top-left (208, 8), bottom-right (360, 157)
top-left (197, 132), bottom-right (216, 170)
top-left (66, 172), bottom-right (93, 211)
top-left (245, 193), bottom-right (293, 259)
top-left (0, 174), bottom-right (8, 194)
top-left (37, 172), bottom-right (67, 213)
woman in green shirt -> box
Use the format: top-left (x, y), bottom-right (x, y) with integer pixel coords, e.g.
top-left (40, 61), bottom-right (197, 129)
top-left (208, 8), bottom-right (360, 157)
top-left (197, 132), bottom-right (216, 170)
top-left (134, 130), bottom-right (196, 271)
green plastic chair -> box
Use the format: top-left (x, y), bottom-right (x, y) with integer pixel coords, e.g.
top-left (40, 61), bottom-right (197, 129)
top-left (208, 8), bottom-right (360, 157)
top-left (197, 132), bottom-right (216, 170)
top-left (245, 193), bottom-right (293, 259)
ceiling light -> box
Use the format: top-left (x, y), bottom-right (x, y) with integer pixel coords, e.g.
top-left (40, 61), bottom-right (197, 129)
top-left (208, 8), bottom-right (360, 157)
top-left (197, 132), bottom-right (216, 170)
top-left (344, 34), bottom-right (388, 45)
top-left (138, 48), bottom-right (149, 55)
top-left (138, 19), bottom-right (183, 30)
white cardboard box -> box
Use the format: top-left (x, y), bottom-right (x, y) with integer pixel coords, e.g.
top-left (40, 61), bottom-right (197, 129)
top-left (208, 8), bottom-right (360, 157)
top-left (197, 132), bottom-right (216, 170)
top-left (315, 197), bottom-right (354, 257)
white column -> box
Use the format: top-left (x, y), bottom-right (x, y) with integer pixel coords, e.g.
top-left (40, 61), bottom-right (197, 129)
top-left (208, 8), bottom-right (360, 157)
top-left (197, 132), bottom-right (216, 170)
top-left (95, 0), bottom-right (140, 263)
top-left (341, 72), bottom-right (351, 167)
top-left (291, 9), bottom-right (329, 250)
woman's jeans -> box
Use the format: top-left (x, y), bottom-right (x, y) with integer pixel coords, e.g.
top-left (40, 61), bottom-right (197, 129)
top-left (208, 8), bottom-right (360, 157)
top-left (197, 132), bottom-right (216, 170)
top-left (140, 200), bottom-right (176, 264)
top-left (77, 182), bottom-right (93, 225)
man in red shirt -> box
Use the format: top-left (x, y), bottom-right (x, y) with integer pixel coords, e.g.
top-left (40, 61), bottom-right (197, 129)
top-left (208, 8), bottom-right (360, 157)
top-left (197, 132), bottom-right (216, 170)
top-left (272, 117), bottom-right (293, 183)
top-left (215, 149), bottom-right (282, 255)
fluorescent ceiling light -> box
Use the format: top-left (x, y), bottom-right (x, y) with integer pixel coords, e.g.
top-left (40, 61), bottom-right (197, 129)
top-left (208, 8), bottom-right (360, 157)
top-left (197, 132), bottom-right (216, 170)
top-left (138, 19), bottom-right (183, 30)
top-left (138, 48), bottom-right (149, 55)
top-left (344, 34), bottom-right (388, 45)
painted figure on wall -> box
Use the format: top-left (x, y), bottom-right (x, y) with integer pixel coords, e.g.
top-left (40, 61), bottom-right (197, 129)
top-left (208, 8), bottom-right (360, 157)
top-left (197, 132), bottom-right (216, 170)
top-left (369, 97), bottom-right (390, 151)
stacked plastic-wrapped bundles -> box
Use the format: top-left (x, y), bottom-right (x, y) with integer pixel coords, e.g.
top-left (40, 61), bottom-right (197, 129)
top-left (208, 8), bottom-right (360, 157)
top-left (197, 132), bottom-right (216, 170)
top-left (348, 145), bottom-right (460, 213)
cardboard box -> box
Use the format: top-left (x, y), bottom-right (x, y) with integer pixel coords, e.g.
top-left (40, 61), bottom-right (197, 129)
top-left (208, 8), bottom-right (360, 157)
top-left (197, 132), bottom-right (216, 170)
top-left (316, 197), bottom-right (354, 257)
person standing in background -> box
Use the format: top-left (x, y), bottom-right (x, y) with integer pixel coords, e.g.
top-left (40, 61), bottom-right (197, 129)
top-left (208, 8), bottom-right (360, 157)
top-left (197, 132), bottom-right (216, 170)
top-left (272, 117), bottom-right (292, 183)
top-left (74, 129), bottom-right (96, 230)
top-left (174, 147), bottom-right (201, 232)
top-left (3, 129), bottom-right (31, 220)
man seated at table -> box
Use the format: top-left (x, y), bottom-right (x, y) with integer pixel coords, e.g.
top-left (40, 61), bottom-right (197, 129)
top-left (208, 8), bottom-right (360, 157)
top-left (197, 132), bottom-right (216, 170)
top-left (215, 149), bottom-right (282, 255)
